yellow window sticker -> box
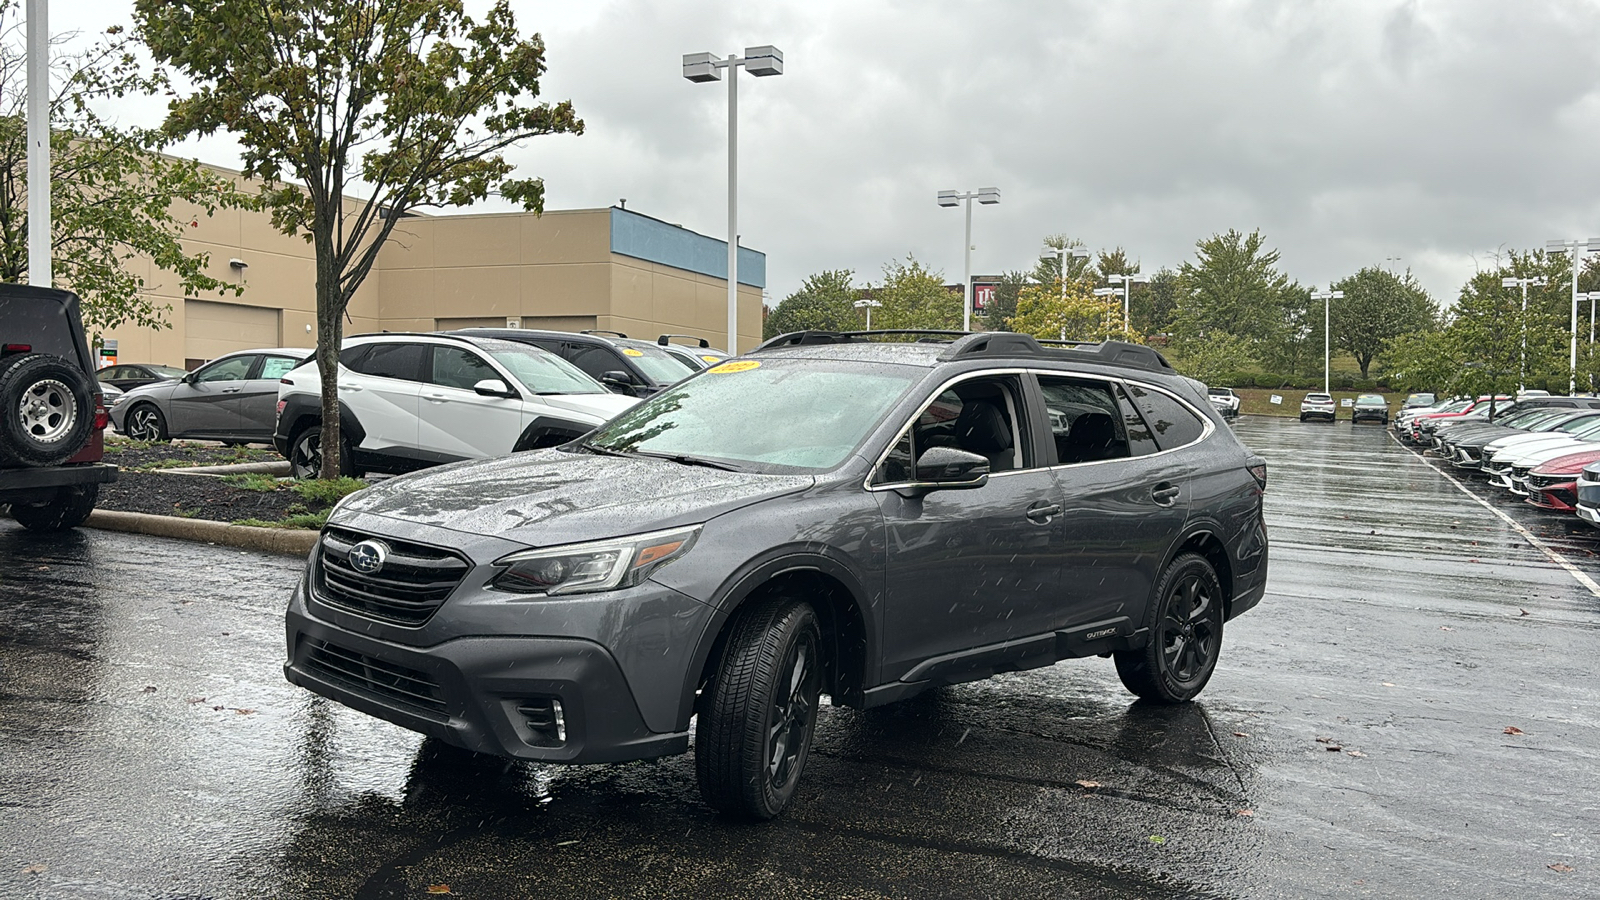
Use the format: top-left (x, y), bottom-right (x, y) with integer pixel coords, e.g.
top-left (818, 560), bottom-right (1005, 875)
top-left (700, 355), bottom-right (724, 363)
top-left (709, 360), bottom-right (761, 374)
top-left (621, 348), bottom-right (644, 357)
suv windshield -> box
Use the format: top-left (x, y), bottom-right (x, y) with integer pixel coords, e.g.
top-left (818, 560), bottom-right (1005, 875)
top-left (479, 341), bottom-right (606, 395)
top-left (1356, 395), bottom-right (1385, 405)
top-left (617, 340), bottom-right (696, 384)
top-left (585, 358), bottom-right (921, 473)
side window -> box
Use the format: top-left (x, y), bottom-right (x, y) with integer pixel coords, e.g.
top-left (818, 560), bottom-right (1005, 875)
top-left (350, 343), bottom-right (425, 382)
top-left (1113, 386), bottom-right (1160, 457)
top-left (875, 429), bottom-right (914, 485)
top-left (568, 344), bottom-right (630, 381)
top-left (874, 376), bottom-right (1030, 482)
top-left (258, 356), bottom-right (302, 380)
top-left (195, 355), bottom-right (256, 383)
top-left (430, 346), bottom-right (498, 391)
top-left (1037, 375), bottom-right (1131, 464)
top-left (1124, 382), bottom-right (1207, 451)
top-left (339, 345), bottom-right (372, 370)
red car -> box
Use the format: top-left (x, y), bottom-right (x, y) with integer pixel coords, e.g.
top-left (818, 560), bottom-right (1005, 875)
top-left (1525, 448), bottom-right (1600, 512)
top-left (1404, 395), bottom-right (1513, 444)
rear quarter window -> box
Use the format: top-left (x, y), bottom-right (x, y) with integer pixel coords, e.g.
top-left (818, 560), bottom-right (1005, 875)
top-left (1124, 382), bottom-right (1207, 451)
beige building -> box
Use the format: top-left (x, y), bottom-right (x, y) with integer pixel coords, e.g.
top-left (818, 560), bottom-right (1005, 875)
top-left (102, 191), bottom-right (766, 367)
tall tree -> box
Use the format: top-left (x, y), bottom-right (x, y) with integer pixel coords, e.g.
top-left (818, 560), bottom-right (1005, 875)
top-left (764, 269), bottom-right (856, 338)
top-left (1092, 246), bottom-right (1138, 282)
top-left (872, 255), bottom-right (959, 331)
top-left (0, 1), bottom-right (249, 338)
top-left (1009, 277), bottom-right (1134, 343)
top-left (136, 0), bottom-right (583, 477)
top-left (1327, 267), bottom-right (1438, 378)
top-left (1135, 267), bottom-right (1182, 337)
top-left (1030, 234), bottom-right (1093, 285)
top-left (981, 270), bottom-right (1028, 331)
top-left (1174, 229), bottom-right (1289, 350)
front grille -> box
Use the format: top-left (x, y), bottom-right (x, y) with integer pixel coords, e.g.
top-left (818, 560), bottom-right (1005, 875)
top-left (1529, 474), bottom-right (1572, 491)
top-left (313, 527), bottom-right (470, 626)
top-left (303, 637), bottom-right (447, 717)
top-left (1511, 466), bottom-right (1532, 481)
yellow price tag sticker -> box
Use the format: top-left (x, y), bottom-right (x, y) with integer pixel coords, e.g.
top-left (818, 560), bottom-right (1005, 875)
top-left (709, 360), bottom-right (761, 374)
top-left (701, 355), bottom-right (724, 363)
top-left (621, 348), bottom-right (644, 357)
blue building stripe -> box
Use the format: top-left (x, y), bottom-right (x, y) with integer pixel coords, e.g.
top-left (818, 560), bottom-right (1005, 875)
top-left (609, 207), bottom-right (765, 288)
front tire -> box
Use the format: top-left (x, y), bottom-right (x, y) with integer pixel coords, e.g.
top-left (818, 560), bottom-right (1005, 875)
top-left (696, 595), bottom-right (823, 820)
top-left (125, 403), bottom-right (168, 443)
top-left (11, 483), bottom-right (99, 531)
top-left (1115, 553), bottom-right (1224, 704)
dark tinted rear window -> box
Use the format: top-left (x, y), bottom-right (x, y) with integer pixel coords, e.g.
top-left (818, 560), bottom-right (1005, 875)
top-left (348, 343), bottom-right (425, 381)
top-left (1125, 383), bottom-right (1206, 451)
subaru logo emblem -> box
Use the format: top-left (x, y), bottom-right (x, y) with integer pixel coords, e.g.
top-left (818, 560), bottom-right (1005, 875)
top-left (347, 540), bottom-right (388, 575)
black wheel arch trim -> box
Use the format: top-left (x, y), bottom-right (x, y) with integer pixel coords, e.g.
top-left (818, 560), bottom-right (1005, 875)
top-left (673, 547), bottom-right (877, 729)
top-left (1149, 517), bottom-right (1237, 624)
top-left (512, 416), bottom-right (597, 452)
top-left (276, 394), bottom-right (367, 451)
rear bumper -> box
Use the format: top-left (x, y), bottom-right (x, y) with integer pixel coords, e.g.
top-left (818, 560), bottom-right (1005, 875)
top-left (1300, 409), bottom-right (1335, 420)
top-left (0, 462), bottom-right (117, 502)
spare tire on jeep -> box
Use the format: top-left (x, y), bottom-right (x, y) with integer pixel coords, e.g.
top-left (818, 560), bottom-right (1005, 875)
top-left (0, 352), bottom-right (95, 467)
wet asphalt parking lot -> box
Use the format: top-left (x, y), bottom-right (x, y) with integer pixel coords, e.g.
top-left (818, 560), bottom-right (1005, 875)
top-left (2, 417), bottom-right (1597, 899)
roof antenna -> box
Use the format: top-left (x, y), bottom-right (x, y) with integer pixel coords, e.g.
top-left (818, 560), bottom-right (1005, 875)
top-left (619, 198), bottom-right (627, 209)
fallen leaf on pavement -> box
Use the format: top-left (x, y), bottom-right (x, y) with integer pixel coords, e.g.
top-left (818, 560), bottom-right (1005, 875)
top-left (426, 886), bottom-right (452, 895)
top-left (1548, 864), bottom-right (1574, 873)
top-left (140, 685), bottom-right (157, 693)
top-left (1237, 809), bottom-right (1255, 817)
top-left (1315, 736), bottom-right (1333, 743)
top-left (1504, 726), bottom-right (1524, 735)
top-left (1232, 732), bottom-right (1249, 738)
top-left (233, 708), bottom-right (255, 715)
top-left (1147, 835), bottom-right (1166, 845)
top-left (186, 697), bottom-right (206, 704)
top-left (1074, 780), bottom-right (1101, 789)
top-left (22, 864), bottom-right (45, 875)
top-left (1439, 626), bottom-right (1454, 632)
top-left (1346, 750), bottom-right (1367, 757)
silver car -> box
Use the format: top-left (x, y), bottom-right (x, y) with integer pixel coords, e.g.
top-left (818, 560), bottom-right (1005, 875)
top-left (111, 348), bottom-right (312, 444)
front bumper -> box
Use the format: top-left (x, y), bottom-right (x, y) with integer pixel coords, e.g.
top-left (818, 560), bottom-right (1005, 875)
top-left (283, 555), bottom-right (711, 764)
top-left (1451, 447), bottom-right (1483, 469)
top-left (1351, 410), bottom-right (1388, 423)
top-left (1526, 481), bottom-right (1578, 512)
top-left (1577, 502), bottom-right (1600, 527)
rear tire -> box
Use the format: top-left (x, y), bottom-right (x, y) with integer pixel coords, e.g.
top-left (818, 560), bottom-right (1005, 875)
top-left (288, 423), bottom-right (355, 479)
top-left (125, 403), bottom-right (168, 442)
top-left (696, 595), bottom-right (823, 820)
top-left (1115, 553), bottom-right (1224, 704)
top-left (11, 483), bottom-right (99, 531)
top-left (0, 353), bottom-right (95, 466)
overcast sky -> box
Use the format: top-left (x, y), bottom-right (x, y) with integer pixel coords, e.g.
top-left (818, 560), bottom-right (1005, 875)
top-left (49, 0), bottom-right (1600, 308)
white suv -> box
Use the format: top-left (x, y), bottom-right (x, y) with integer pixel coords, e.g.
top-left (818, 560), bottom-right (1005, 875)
top-left (1299, 392), bottom-right (1336, 423)
top-left (274, 333), bottom-right (638, 478)
top-left (1206, 387), bottom-right (1240, 419)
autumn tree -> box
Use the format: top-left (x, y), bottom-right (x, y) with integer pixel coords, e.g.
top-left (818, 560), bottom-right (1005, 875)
top-left (871, 256), bottom-right (959, 331)
top-left (764, 269), bottom-right (856, 338)
top-left (0, 1), bottom-right (249, 338)
top-left (1327, 267), bottom-right (1438, 378)
top-left (136, 0), bottom-right (583, 477)
top-left (1009, 277), bottom-right (1135, 343)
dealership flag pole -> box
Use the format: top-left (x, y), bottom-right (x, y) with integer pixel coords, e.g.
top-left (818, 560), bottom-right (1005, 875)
top-left (27, 0), bottom-right (49, 287)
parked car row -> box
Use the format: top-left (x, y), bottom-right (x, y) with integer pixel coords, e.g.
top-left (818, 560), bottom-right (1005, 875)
top-left (1396, 392), bottom-right (1600, 527)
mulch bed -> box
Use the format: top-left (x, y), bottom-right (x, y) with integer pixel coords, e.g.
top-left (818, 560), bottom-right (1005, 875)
top-left (97, 470), bottom-right (311, 524)
top-left (100, 439), bottom-right (279, 471)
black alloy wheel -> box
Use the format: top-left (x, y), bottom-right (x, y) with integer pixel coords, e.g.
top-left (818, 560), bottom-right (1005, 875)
top-left (125, 403), bottom-right (168, 442)
top-left (1115, 553), bottom-right (1224, 704)
top-left (696, 595), bottom-right (823, 820)
top-left (289, 425), bottom-right (353, 479)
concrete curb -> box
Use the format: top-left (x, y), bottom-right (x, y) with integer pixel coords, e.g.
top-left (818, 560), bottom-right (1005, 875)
top-left (149, 460), bottom-right (292, 476)
top-left (86, 509), bottom-right (317, 556)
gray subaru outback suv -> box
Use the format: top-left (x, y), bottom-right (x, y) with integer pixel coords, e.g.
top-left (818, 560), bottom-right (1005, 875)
top-left (284, 331), bottom-right (1269, 819)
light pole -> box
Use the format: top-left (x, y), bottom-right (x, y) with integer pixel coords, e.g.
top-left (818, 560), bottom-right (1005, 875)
top-left (1545, 238), bottom-right (1600, 395)
top-left (938, 187), bottom-right (1001, 331)
top-left (1501, 275), bottom-right (1547, 391)
top-left (27, 0), bottom-right (48, 287)
top-left (1580, 291), bottom-right (1600, 393)
top-left (853, 298), bottom-right (881, 330)
top-left (683, 45), bottom-right (784, 354)
top-left (1040, 245), bottom-right (1090, 298)
top-left (1311, 289), bottom-right (1344, 394)
top-left (1105, 273), bottom-right (1151, 332)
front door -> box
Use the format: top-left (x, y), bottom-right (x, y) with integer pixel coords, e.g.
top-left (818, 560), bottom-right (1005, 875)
top-left (873, 374), bottom-right (1063, 682)
top-left (417, 345), bottom-right (527, 459)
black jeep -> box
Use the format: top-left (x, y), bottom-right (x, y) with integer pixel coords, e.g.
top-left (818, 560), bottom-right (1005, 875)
top-left (0, 285), bottom-right (117, 531)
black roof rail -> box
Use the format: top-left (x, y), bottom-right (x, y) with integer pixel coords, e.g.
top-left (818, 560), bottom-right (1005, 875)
top-left (581, 329), bottom-right (629, 339)
top-left (754, 329), bottom-right (970, 351)
top-left (756, 329), bottom-right (1173, 373)
top-left (658, 333), bottom-right (711, 348)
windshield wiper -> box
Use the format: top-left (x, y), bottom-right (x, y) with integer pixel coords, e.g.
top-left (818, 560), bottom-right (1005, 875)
top-left (579, 441), bottom-right (638, 458)
top-left (635, 451), bottom-right (744, 472)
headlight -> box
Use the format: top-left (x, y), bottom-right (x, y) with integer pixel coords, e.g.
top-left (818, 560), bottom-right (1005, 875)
top-left (491, 525), bottom-right (701, 596)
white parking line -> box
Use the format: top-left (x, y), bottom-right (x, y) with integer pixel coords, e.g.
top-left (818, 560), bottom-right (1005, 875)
top-left (1389, 432), bottom-right (1600, 599)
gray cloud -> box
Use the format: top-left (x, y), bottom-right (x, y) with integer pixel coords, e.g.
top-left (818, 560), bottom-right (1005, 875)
top-left (50, 0), bottom-right (1600, 308)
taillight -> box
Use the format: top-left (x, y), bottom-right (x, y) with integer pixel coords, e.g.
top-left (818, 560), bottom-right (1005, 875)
top-left (2, 343), bottom-right (30, 354)
top-left (1248, 463), bottom-right (1267, 490)
top-left (275, 399), bottom-right (286, 420)
top-left (280, 378), bottom-right (293, 385)
top-left (93, 398), bottom-right (109, 431)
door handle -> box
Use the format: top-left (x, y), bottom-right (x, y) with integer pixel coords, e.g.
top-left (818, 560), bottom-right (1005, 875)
top-left (1025, 501), bottom-right (1062, 523)
top-left (425, 393), bottom-right (448, 403)
top-left (1151, 482), bottom-right (1181, 506)
top-left (339, 384), bottom-right (363, 392)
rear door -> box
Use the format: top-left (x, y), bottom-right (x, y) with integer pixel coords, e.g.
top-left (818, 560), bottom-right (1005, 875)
top-left (167, 353), bottom-right (257, 436)
top-left (235, 354), bottom-right (306, 438)
top-left (417, 345), bottom-right (526, 459)
top-left (341, 342), bottom-right (423, 455)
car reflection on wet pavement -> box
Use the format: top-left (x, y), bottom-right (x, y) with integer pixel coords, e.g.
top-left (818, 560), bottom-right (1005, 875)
top-left (1, 417), bottom-right (1596, 898)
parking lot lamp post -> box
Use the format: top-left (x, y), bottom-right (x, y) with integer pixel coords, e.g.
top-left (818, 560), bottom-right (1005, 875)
top-left (27, 0), bottom-right (48, 286)
top-left (938, 187), bottom-right (1001, 331)
top-left (1040, 245), bottom-right (1090, 298)
top-left (1580, 291), bottom-right (1600, 392)
top-left (853, 298), bottom-right (880, 330)
top-left (1544, 238), bottom-right (1600, 395)
top-left (1106, 272), bottom-right (1151, 332)
top-left (1090, 286), bottom-right (1120, 341)
top-left (1311, 289), bottom-right (1344, 394)
top-left (683, 46), bottom-right (783, 355)
top-left (1502, 275), bottom-right (1548, 392)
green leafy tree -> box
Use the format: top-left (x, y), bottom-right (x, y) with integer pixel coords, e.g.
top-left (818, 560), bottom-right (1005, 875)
top-left (981, 270), bottom-right (1028, 330)
top-left (1135, 267), bottom-right (1181, 337)
top-left (871, 255), bottom-right (959, 331)
top-left (1030, 235), bottom-right (1093, 285)
top-left (1328, 267), bottom-right (1438, 378)
top-left (0, 1), bottom-right (250, 338)
top-left (136, 0), bottom-right (583, 477)
top-left (1382, 329), bottom-right (1459, 393)
top-left (1173, 331), bottom-right (1256, 386)
top-left (1091, 247), bottom-right (1138, 283)
top-left (1263, 281), bottom-right (1317, 376)
top-left (1009, 277), bottom-right (1134, 343)
top-left (1174, 229), bottom-right (1290, 352)
top-left (763, 269), bottom-right (857, 338)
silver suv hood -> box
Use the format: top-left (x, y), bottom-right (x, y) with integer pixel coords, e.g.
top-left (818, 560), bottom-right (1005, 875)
top-left (336, 448), bottom-right (814, 551)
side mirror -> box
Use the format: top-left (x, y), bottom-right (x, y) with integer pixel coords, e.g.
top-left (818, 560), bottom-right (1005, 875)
top-left (600, 370), bottom-right (634, 389)
top-left (897, 447), bottom-right (989, 496)
top-left (472, 378), bottom-right (515, 398)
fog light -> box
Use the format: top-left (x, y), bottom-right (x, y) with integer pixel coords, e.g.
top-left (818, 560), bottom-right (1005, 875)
top-left (515, 696), bottom-right (567, 746)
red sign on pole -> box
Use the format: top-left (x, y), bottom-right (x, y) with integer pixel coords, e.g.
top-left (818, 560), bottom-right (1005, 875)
top-left (970, 276), bottom-right (1002, 313)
